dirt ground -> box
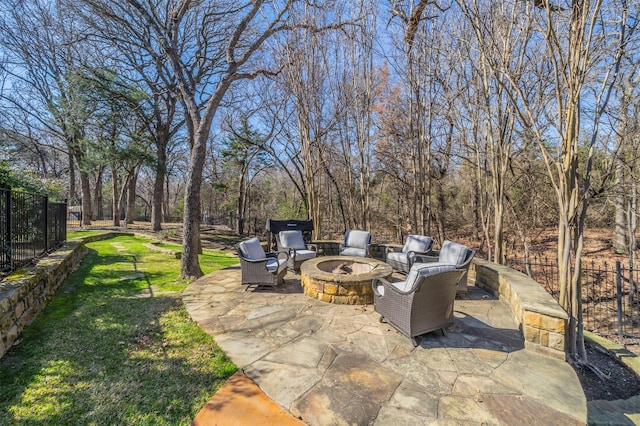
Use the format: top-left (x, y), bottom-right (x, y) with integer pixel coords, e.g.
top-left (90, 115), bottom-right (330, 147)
top-left (577, 341), bottom-right (640, 401)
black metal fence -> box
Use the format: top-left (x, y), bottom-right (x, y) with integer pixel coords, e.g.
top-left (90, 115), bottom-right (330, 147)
top-left (506, 255), bottom-right (640, 344)
top-left (66, 201), bottom-right (182, 228)
top-left (1, 188), bottom-right (67, 275)
top-left (67, 201), bottom-right (267, 236)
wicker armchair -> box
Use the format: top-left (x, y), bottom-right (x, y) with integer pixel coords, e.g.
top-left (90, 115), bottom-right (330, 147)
top-left (235, 237), bottom-right (289, 288)
top-left (276, 230), bottom-right (317, 271)
top-left (372, 264), bottom-right (465, 346)
top-left (414, 240), bottom-right (475, 293)
top-left (385, 235), bottom-right (434, 273)
top-left (339, 230), bottom-right (371, 257)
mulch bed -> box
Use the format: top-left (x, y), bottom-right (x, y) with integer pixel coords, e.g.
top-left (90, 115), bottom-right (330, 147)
top-left (573, 342), bottom-right (640, 401)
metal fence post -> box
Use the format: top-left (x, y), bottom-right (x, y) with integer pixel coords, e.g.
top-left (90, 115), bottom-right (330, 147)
top-left (63, 199), bottom-right (68, 241)
top-left (616, 260), bottom-right (623, 342)
top-left (6, 188), bottom-right (11, 269)
top-left (44, 195), bottom-right (49, 252)
top-left (629, 258), bottom-right (636, 338)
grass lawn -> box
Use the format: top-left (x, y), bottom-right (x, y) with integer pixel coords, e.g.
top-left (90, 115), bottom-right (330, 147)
top-left (0, 235), bottom-right (239, 425)
top-left (154, 242), bottom-right (181, 250)
top-left (66, 230), bottom-right (104, 240)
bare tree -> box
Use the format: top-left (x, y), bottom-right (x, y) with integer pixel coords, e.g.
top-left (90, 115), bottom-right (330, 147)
top-left (220, 118), bottom-right (271, 235)
top-left (496, 0), bottom-right (631, 360)
top-left (278, 16), bottom-right (344, 238)
top-left (385, 0), bottom-right (461, 241)
top-left (353, 2), bottom-right (377, 231)
top-left (458, 0), bottom-right (537, 264)
top-left (0, 1), bottom-right (94, 224)
top-left (613, 28), bottom-right (640, 255)
top-left (68, 0), bottom-right (185, 232)
top-left (77, 0), bottom-right (345, 278)
top-left (256, 86), bottom-right (310, 215)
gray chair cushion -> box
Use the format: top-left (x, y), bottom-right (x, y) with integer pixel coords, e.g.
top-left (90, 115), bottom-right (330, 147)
top-left (344, 230), bottom-right (371, 250)
top-left (279, 230), bottom-right (306, 250)
top-left (341, 247), bottom-right (368, 257)
top-left (390, 279), bottom-right (412, 293)
top-left (400, 262), bottom-right (457, 292)
top-left (239, 237), bottom-right (266, 260)
top-left (378, 263), bottom-right (456, 295)
top-left (387, 251), bottom-right (409, 264)
top-left (291, 249), bottom-right (316, 261)
top-left (266, 258), bottom-right (287, 272)
top-left (403, 235), bottom-right (433, 253)
top-left (413, 262), bottom-right (458, 276)
top-left (439, 240), bottom-right (471, 266)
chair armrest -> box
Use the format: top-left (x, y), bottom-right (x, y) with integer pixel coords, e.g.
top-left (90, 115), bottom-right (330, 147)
top-left (241, 257), bottom-right (270, 264)
top-left (306, 243), bottom-right (318, 252)
top-left (372, 276), bottom-right (415, 296)
top-left (385, 245), bottom-right (403, 257)
top-left (288, 247), bottom-right (305, 259)
top-left (266, 250), bottom-right (290, 261)
top-left (279, 250), bottom-right (290, 261)
top-left (372, 276), bottom-right (391, 297)
top-left (456, 250), bottom-right (476, 270)
top-left (406, 250), bottom-right (432, 268)
top-left (239, 257), bottom-right (275, 273)
top-left (413, 254), bottom-right (439, 264)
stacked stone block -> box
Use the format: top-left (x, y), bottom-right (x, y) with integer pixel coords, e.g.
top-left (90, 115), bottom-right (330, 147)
top-left (0, 241), bottom-right (87, 359)
top-left (470, 258), bottom-right (568, 359)
top-left (300, 271), bottom-right (376, 305)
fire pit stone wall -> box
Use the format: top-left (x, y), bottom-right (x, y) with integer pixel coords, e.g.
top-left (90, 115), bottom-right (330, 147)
top-left (300, 256), bottom-right (393, 305)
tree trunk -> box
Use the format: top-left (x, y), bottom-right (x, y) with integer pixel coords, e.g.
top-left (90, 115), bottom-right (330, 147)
top-left (614, 155), bottom-right (627, 254)
top-left (79, 170), bottom-right (92, 226)
top-left (473, 136), bottom-right (491, 259)
top-left (152, 145), bottom-right (166, 231)
top-left (299, 115), bottom-right (321, 239)
top-left (164, 171), bottom-right (171, 222)
top-left (629, 179), bottom-right (638, 295)
top-left (93, 167), bottom-right (104, 221)
top-left (111, 165), bottom-right (120, 227)
top-left (180, 126), bottom-right (207, 279)
top-left (126, 169), bottom-right (137, 225)
top-left (558, 93), bottom-right (585, 360)
top-left (236, 174), bottom-right (246, 236)
top-left (68, 152), bottom-right (77, 202)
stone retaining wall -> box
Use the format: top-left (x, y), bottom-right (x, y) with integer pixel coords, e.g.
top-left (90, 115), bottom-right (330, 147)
top-left (0, 241), bottom-right (86, 359)
top-left (469, 258), bottom-right (569, 359)
top-left (0, 232), bottom-right (130, 360)
top-left (299, 256), bottom-right (393, 305)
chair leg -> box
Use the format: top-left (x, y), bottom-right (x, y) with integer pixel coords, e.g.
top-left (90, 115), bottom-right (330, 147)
top-left (410, 337), bottom-right (419, 347)
top-left (378, 315), bottom-right (385, 323)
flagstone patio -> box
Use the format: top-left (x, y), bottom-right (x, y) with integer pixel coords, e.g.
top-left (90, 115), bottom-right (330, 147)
top-left (184, 267), bottom-right (587, 424)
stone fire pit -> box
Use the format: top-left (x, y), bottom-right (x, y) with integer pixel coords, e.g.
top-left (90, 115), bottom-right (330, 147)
top-left (300, 256), bottom-right (393, 304)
